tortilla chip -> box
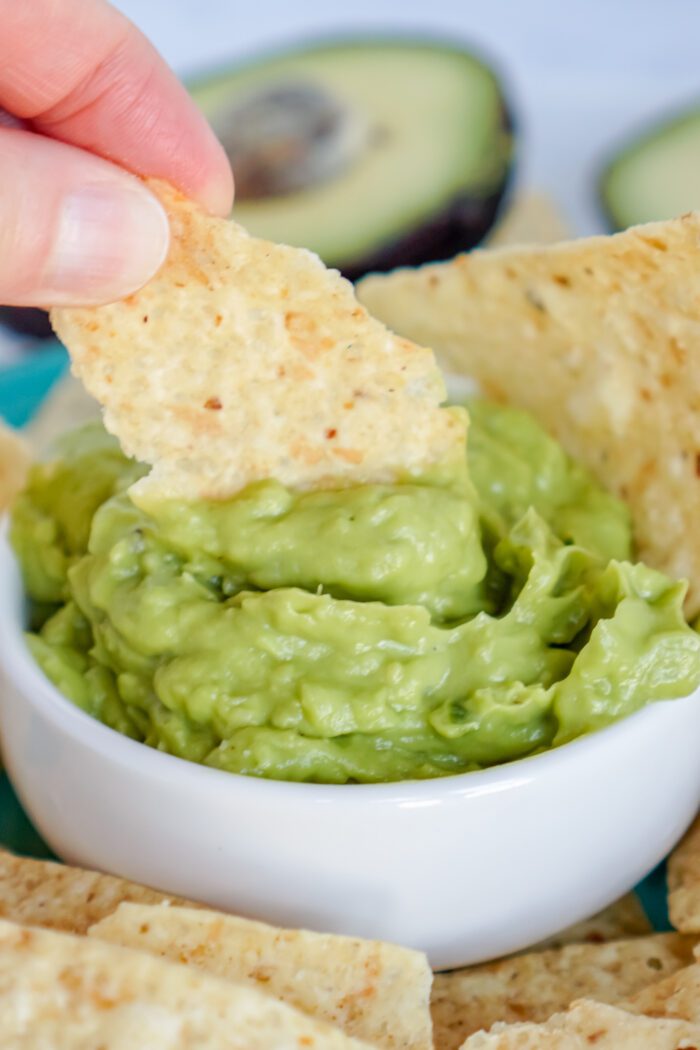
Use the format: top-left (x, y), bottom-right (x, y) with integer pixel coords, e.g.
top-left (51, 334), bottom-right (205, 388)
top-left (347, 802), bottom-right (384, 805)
top-left (528, 893), bottom-right (652, 951)
top-left (623, 960), bottom-right (700, 1021)
top-left (461, 999), bottom-right (700, 1048)
top-left (431, 934), bottom-right (695, 1050)
top-left (0, 849), bottom-right (201, 934)
top-left (0, 918), bottom-right (372, 1048)
top-left (26, 372), bottom-right (100, 455)
top-left (668, 814), bottom-right (700, 932)
top-left (486, 190), bottom-right (571, 248)
top-left (50, 180), bottom-right (464, 502)
top-left (0, 418), bottom-right (30, 513)
top-left (358, 214), bottom-right (700, 615)
top-left (90, 902), bottom-right (431, 1050)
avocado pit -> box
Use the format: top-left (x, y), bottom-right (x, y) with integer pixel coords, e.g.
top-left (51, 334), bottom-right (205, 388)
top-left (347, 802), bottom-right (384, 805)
top-left (211, 81), bottom-right (372, 200)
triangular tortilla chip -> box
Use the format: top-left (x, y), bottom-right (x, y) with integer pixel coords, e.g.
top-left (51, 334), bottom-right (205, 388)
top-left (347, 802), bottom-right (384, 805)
top-left (51, 181), bottom-right (464, 501)
top-left (0, 849), bottom-right (199, 934)
top-left (358, 215), bottom-right (700, 614)
top-left (432, 933), bottom-right (695, 1050)
top-left (0, 918), bottom-right (372, 1048)
top-left (668, 815), bottom-right (700, 933)
top-left (461, 999), bottom-right (700, 1048)
top-left (90, 902), bottom-right (432, 1050)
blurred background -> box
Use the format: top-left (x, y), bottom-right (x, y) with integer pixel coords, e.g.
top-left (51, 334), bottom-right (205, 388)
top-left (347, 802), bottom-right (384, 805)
top-left (115, 0), bottom-right (700, 234)
top-left (3, 0), bottom-right (700, 366)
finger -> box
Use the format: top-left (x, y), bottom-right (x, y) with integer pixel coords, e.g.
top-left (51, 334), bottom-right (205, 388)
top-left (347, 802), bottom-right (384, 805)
top-left (0, 128), bottom-right (169, 307)
top-left (0, 0), bottom-right (233, 216)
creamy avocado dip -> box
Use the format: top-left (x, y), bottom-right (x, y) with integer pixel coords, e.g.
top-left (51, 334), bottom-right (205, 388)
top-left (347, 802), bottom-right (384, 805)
top-left (11, 402), bottom-right (700, 783)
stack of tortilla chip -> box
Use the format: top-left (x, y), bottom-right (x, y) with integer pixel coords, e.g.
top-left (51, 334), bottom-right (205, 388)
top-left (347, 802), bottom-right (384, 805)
top-left (25, 187), bottom-right (570, 458)
top-left (3, 844), bottom-right (700, 1047)
top-left (0, 849), bottom-right (432, 1049)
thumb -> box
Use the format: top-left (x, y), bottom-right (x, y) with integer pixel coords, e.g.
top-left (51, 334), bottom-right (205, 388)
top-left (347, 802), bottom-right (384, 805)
top-left (0, 128), bottom-right (169, 307)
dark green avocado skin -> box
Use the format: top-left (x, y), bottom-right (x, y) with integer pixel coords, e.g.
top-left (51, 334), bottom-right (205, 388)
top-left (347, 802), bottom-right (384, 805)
top-left (344, 106), bottom-right (515, 281)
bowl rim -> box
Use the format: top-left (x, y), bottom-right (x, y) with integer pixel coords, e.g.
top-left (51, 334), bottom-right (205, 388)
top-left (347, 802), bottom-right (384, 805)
top-left (1, 531), bottom-right (698, 806)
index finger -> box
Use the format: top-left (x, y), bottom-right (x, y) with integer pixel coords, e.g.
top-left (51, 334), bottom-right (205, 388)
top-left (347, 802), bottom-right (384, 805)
top-left (0, 0), bottom-right (233, 216)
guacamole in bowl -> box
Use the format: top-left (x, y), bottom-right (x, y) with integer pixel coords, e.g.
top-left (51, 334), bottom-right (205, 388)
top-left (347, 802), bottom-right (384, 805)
top-left (11, 401), bottom-right (700, 784)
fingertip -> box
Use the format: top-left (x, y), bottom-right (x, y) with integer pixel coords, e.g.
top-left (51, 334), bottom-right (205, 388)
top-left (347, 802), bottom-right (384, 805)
top-left (198, 167), bottom-right (235, 218)
top-left (190, 135), bottom-right (234, 217)
top-left (205, 161), bottom-right (235, 218)
top-left (44, 176), bottom-right (171, 305)
top-left (0, 129), bottom-right (173, 308)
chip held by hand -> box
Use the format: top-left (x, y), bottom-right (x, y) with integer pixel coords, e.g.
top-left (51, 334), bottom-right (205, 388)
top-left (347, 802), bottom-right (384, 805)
top-left (51, 181), bottom-right (465, 502)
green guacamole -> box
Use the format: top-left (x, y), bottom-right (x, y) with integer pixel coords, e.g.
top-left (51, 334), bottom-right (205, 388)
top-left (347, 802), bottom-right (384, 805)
top-left (11, 402), bottom-right (700, 783)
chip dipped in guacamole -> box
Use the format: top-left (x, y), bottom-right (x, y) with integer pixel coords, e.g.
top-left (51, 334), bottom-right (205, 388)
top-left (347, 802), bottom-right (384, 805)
top-left (11, 401), bottom-right (700, 784)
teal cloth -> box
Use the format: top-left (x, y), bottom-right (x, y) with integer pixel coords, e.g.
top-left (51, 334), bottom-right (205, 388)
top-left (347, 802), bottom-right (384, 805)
top-left (0, 346), bottom-right (68, 428)
top-left (0, 346), bottom-right (671, 928)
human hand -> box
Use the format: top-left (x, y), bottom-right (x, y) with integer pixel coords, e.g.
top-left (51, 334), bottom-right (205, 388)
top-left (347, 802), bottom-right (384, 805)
top-left (0, 0), bottom-right (233, 308)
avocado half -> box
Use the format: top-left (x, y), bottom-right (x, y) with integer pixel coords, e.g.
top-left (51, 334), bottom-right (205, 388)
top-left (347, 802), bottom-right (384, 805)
top-left (1, 37), bottom-right (513, 338)
top-left (191, 37), bottom-right (514, 279)
top-left (600, 103), bottom-right (700, 230)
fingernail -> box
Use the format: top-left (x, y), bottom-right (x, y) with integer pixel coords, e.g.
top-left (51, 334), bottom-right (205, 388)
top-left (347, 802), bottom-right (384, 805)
top-left (43, 182), bottom-right (169, 305)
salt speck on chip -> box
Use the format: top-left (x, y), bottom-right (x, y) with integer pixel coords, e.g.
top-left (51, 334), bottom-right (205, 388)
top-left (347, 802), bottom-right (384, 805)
top-left (50, 180), bottom-right (464, 502)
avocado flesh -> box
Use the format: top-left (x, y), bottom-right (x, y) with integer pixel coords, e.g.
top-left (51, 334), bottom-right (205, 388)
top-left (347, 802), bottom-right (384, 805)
top-left (190, 39), bottom-right (513, 273)
top-left (601, 107), bottom-right (700, 229)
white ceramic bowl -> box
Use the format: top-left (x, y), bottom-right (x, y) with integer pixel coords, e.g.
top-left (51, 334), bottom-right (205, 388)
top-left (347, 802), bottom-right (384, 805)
top-left (1, 536), bottom-right (699, 969)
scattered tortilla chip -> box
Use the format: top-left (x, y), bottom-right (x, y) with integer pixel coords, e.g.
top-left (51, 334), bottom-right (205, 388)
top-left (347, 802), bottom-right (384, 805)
top-left (26, 372), bottom-right (100, 455)
top-left (358, 214), bottom-right (700, 614)
top-left (90, 902), bottom-right (432, 1050)
top-left (0, 418), bottom-right (30, 513)
top-left (0, 918), bottom-right (372, 1048)
top-left (461, 999), bottom-right (700, 1048)
top-left (51, 180), bottom-right (465, 502)
top-left (668, 815), bottom-right (700, 932)
top-left (623, 960), bottom-right (700, 1021)
top-left (486, 190), bottom-right (571, 248)
top-left (527, 893), bottom-right (652, 951)
top-left (431, 934), bottom-right (695, 1050)
top-left (0, 849), bottom-right (200, 934)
